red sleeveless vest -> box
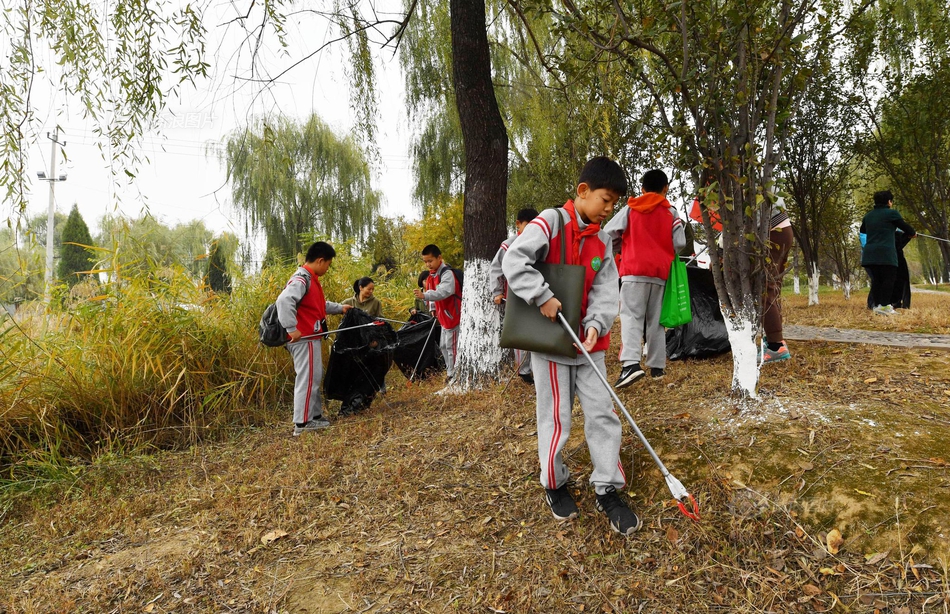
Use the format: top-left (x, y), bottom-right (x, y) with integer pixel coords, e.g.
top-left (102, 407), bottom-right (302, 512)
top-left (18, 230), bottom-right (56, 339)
top-left (545, 202), bottom-right (611, 354)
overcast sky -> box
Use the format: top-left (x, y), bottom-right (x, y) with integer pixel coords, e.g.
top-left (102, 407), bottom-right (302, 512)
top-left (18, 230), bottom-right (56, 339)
top-left (23, 9), bottom-right (417, 242)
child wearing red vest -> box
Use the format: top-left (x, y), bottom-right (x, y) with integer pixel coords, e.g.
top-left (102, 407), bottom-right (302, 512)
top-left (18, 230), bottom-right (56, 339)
top-left (489, 208), bottom-right (539, 385)
top-left (412, 245), bottom-right (462, 380)
top-left (502, 157), bottom-right (642, 537)
top-left (276, 242), bottom-right (351, 436)
top-left (604, 169), bottom-right (686, 387)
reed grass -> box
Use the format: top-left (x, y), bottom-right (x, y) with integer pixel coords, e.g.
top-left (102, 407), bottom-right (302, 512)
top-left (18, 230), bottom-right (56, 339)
top-left (0, 246), bottom-right (422, 488)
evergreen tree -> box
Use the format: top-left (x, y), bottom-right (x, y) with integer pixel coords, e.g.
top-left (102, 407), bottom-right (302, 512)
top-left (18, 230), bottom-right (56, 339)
top-left (57, 204), bottom-right (95, 287)
top-left (206, 239), bottom-right (232, 294)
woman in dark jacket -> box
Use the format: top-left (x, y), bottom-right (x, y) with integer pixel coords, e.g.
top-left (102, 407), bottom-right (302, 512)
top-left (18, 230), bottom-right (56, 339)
top-left (859, 190), bottom-right (916, 315)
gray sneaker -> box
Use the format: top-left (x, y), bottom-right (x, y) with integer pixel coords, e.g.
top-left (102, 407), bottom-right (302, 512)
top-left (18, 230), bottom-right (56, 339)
top-left (293, 417), bottom-right (330, 436)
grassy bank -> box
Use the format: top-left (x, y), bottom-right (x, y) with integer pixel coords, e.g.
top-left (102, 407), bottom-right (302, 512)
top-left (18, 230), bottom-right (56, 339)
top-left (2, 289), bottom-right (950, 612)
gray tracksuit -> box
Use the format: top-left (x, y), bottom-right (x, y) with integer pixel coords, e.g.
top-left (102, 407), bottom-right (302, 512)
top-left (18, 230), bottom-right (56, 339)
top-left (490, 233), bottom-right (531, 376)
top-left (422, 264), bottom-right (460, 378)
top-left (502, 207), bottom-right (625, 495)
top-left (604, 205), bottom-right (686, 369)
top-left (276, 267), bottom-right (345, 424)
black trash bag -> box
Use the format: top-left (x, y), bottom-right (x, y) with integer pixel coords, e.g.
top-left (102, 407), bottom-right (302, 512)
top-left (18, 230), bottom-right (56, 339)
top-left (324, 309), bottom-right (396, 414)
top-left (393, 312), bottom-right (444, 380)
top-left (666, 265), bottom-right (731, 360)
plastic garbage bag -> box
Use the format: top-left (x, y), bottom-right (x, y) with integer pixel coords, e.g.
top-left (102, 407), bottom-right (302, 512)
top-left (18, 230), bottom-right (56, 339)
top-left (665, 265), bottom-right (730, 360)
top-left (392, 312), bottom-right (444, 380)
top-left (324, 309), bottom-right (396, 415)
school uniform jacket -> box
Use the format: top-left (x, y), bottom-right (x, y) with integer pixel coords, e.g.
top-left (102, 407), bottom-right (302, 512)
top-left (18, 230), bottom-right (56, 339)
top-left (502, 203), bottom-right (620, 365)
top-left (423, 263), bottom-right (462, 330)
top-left (276, 266), bottom-right (345, 340)
top-left (603, 194), bottom-right (686, 285)
top-left (489, 232), bottom-right (520, 298)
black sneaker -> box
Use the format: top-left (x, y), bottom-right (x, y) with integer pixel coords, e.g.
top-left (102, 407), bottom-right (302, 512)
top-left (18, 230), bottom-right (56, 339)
top-left (614, 363), bottom-right (645, 388)
top-left (650, 368), bottom-right (665, 379)
top-left (595, 486), bottom-right (642, 535)
top-left (544, 484), bottom-right (579, 521)
top-left (519, 373), bottom-right (534, 385)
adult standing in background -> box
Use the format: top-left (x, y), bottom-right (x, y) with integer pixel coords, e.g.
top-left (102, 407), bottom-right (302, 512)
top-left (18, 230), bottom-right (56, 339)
top-left (860, 190), bottom-right (916, 316)
top-left (762, 198), bottom-right (794, 363)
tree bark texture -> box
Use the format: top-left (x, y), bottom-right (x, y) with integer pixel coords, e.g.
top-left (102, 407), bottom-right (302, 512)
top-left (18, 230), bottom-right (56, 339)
top-left (448, 0), bottom-right (509, 388)
top-left (450, 0), bottom-right (508, 262)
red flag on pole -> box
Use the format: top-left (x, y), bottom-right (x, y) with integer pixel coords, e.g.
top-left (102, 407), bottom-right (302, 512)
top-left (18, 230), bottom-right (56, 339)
top-left (689, 198), bottom-right (722, 231)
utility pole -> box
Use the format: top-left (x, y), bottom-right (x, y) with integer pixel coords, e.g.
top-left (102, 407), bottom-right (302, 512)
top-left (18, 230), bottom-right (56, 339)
top-left (38, 127), bottom-right (66, 302)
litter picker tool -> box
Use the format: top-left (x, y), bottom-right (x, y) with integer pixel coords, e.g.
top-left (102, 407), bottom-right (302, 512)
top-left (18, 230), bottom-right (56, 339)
top-left (917, 233), bottom-right (950, 245)
top-left (295, 321), bottom-right (386, 342)
top-left (556, 312), bottom-right (700, 521)
top-left (407, 317), bottom-right (438, 385)
top-left (376, 316), bottom-right (411, 326)
top-left (684, 244), bottom-right (709, 267)
top-left (500, 349), bottom-right (531, 394)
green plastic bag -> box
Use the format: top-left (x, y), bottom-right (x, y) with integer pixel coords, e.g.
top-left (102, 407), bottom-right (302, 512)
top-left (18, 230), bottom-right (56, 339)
top-left (659, 258), bottom-right (692, 328)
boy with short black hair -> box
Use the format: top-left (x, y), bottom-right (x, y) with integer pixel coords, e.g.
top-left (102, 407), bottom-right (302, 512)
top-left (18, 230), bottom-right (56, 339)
top-left (276, 241), bottom-right (351, 436)
top-left (490, 207), bottom-right (539, 384)
top-left (413, 245), bottom-right (462, 379)
top-left (605, 169), bottom-right (686, 387)
top-left (503, 156), bottom-right (642, 536)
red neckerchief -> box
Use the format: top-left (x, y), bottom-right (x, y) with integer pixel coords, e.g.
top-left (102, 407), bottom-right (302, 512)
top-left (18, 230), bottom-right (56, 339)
top-left (563, 200), bottom-right (601, 265)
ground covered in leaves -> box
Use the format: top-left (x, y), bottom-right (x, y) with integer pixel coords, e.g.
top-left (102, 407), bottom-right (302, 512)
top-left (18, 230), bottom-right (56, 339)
top-left (2, 290), bottom-right (950, 613)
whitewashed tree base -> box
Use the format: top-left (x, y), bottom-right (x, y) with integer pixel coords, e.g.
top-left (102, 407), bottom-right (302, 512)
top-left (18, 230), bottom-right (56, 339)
top-left (843, 280), bottom-right (852, 300)
top-left (807, 265), bottom-right (819, 306)
top-left (444, 258), bottom-right (503, 392)
top-left (724, 309), bottom-right (760, 399)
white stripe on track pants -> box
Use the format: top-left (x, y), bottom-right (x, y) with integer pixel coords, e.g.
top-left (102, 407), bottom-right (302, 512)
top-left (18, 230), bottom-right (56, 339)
top-left (286, 339), bottom-right (324, 424)
top-left (532, 352), bottom-right (626, 496)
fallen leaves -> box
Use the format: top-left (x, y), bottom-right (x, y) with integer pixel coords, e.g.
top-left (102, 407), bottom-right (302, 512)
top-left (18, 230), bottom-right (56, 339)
top-left (826, 529), bottom-right (844, 555)
top-left (260, 529), bottom-right (288, 545)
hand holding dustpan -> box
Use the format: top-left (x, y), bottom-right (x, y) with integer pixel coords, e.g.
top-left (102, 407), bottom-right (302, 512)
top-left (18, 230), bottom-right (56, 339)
top-left (556, 312), bottom-right (700, 521)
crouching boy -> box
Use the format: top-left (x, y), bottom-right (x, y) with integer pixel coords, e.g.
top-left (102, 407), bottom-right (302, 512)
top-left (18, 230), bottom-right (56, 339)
top-left (502, 157), bottom-right (642, 536)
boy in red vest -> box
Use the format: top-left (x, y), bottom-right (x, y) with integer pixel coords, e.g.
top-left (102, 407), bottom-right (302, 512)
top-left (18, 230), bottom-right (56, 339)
top-left (604, 169), bottom-right (686, 387)
top-left (490, 207), bottom-right (539, 384)
top-left (503, 157), bottom-right (642, 536)
top-left (276, 242), bottom-right (351, 436)
top-left (413, 245), bottom-right (462, 380)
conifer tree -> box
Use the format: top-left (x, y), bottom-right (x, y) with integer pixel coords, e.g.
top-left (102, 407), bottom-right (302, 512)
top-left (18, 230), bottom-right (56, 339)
top-left (57, 204), bottom-right (95, 287)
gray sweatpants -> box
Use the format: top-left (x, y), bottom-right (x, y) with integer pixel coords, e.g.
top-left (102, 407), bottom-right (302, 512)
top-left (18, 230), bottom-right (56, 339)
top-left (533, 352), bottom-right (626, 495)
top-left (619, 280), bottom-right (667, 369)
top-left (286, 340), bottom-right (324, 424)
top-left (441, 325), bottom-right (459, 378)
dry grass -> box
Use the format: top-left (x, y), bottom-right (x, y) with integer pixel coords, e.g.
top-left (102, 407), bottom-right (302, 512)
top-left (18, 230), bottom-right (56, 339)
top-left (783, 288), bottom-right (950, 334)
top-left (2, 291), bottom-right (950, 613)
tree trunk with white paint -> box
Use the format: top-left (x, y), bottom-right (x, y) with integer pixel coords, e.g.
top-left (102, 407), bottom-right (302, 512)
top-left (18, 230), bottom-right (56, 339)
top-left (452, 259), bottom-right (504, 388)
top-left (843, 279), bottom-right (852, 300)
top-left (448, 0), bottom-right (509, 389)
top-left (792, 248), bottom-right (801, 294)
top-left (724, 307), bottom-right (760, 398)
top-left (807, 263), bottom-right (820, 306)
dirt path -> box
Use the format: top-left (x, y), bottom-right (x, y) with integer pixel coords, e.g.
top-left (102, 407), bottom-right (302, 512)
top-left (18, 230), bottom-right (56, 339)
top-left (784, 324), bottom-right (950, 350)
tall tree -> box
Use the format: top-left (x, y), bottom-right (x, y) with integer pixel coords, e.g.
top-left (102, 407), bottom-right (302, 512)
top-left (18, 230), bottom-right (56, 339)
top-left (848, 0), bottom-right (950, 281)
top-left (222, 114), bottom-right (381, 261)
top-left (448, 0), bottom-right (510, 387)
top-left (783, 52), bottom-right (858, 305)
top-left (57, 204), bottom-right (95, 286)
top-left (206, 238), bottom-right (232, 294)
top-left (537, 0), bottom-right (846, 396)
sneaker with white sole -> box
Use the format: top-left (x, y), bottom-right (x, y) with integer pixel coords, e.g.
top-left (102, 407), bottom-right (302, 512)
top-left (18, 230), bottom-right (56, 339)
top-left (544, 484), bottom-right (579, 521)
top-left (614, 363), bottom-right (645, 389)
top-left (595, 486), bottom-right (642, 535)
top-left (762, 341), bottom-right (791, 364)
top-left (293, 417), bottom-right (330, 436)
top-left (872, 305), bottom-right (897, 316)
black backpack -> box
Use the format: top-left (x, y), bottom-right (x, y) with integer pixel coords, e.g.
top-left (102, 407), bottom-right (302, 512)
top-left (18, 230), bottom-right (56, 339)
top-left (259, 270), bottom-right (311, 347)
top-left (442, 266), bottom-right (463, 299)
